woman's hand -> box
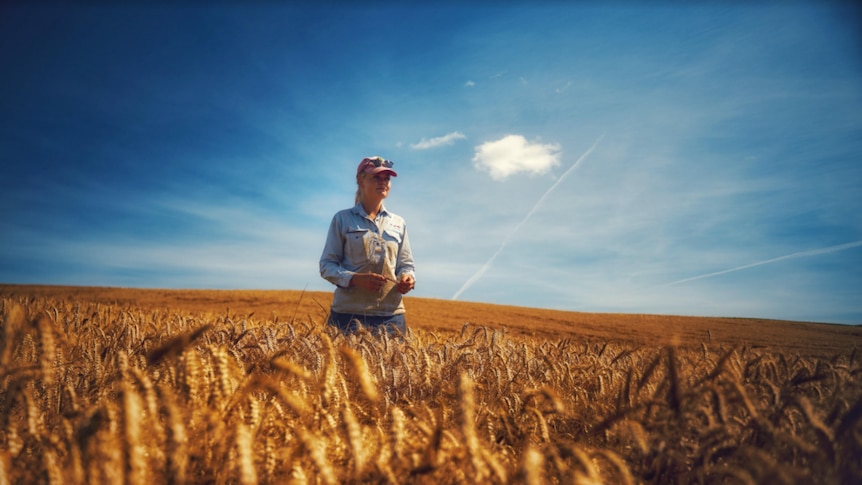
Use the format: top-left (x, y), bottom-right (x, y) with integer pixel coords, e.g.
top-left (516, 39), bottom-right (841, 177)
top-left (350, 273), bottom-right (389, 293)
top-left (397, 273), bottom-right (415, 294)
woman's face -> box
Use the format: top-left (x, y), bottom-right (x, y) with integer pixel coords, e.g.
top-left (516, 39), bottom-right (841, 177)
top-left (359, 172), bottom-right (391, 200)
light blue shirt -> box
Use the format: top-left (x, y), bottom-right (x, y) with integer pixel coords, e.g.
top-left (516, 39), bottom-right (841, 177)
top-left (319, 203), bottom-right (415, 315)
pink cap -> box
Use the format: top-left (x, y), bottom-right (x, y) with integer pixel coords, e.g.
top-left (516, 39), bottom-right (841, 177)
top-left (357, 156), bottom-right (397, 177)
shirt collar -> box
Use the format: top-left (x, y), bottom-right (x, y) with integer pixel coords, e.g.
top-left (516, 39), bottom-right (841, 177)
top-left (352, 203), bottom-right (388, 219)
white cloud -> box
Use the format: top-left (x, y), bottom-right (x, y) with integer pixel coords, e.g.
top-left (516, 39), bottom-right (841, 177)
top-left (410, 131), bottom-right (467, 150)
top-left (465, 80), bottom-right (475, 87)
top-left (472, 135), bottom-right (562, 181)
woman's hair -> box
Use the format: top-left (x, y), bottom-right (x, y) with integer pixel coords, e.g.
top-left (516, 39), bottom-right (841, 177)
top-left (354, 173), bottom-right (364, 205)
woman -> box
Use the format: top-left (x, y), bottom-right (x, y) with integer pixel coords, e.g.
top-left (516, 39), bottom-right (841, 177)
top-left (319, 156), bottom-right (416, 336)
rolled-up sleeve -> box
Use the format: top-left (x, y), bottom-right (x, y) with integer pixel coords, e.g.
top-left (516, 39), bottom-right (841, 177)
top-left (319, 215), bottom-right (355, 288)
top-left (396, 226), bottom-right (415, 280)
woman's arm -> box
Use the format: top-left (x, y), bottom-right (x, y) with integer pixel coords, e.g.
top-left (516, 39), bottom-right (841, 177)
top-left (395, 226), bottom-right (415, 293)
top-left (319, 215), bottom-right (354, 288)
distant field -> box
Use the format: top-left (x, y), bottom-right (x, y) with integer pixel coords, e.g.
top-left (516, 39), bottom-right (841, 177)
top-left (2, 284), bottom-right (860, 483)
top-left (1, 284), bottom-right (858, 356)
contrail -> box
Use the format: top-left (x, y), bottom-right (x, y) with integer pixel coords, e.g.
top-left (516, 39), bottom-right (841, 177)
top-left (661, 239), bottom-right (862, 287)
top-left (452, 134), bottom-right (604, 300)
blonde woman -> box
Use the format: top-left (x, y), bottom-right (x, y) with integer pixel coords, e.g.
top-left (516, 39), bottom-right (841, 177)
top-left (319, 156), bottom-right (416, 335)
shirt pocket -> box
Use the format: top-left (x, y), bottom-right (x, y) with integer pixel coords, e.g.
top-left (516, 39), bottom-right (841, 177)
top-left (345, 228), bottom-right (372, 266)
top-left (381, 230), bottom-right (402, 268)
top-left (383, 228), bottom-right (402, 245)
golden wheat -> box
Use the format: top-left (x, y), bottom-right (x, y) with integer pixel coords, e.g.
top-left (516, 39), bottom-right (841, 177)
top-left (0, 295), bottom-right (860, 483)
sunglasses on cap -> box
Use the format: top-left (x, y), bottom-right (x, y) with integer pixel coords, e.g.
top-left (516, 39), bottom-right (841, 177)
top-left (361, 157), bottom-right (394, 169)
top-left (357, 156), bottom-right (397, 177)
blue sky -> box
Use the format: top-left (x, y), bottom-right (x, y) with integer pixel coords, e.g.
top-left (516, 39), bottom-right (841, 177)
top-left (2, 2), bottom-right (861, 324)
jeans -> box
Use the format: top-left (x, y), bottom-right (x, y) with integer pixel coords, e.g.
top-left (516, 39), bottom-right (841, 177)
top-left (328, 311), bottom-right (407, 337)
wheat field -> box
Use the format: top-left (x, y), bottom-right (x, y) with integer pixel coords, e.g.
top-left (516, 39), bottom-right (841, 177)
top-left (1, 285), bottom-right (860, 484)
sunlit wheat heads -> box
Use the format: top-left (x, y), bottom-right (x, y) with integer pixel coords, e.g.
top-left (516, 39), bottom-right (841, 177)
top-left (0, 295), bottom-right (859, 483)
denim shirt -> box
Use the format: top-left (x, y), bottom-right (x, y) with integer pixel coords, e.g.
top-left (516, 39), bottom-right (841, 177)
top-left (319, 204), bottom-right (415, 315)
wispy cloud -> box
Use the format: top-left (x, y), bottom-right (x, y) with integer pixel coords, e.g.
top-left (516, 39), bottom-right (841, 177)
top-left (472, 134), bottom-right (562, 181)
top-left (660, 240), bottom-right (862, 287)
top-left (410, 131), bottom-right (467, 150)
top-left (465, 80), bottom-right (475, 87)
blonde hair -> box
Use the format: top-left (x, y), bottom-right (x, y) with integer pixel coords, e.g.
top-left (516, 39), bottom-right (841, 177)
top-left (354, 173), bottom-right (365, 205)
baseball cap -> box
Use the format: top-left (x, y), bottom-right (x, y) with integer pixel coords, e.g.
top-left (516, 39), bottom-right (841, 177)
top-left (357, 156), bottom-right (397, 177)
